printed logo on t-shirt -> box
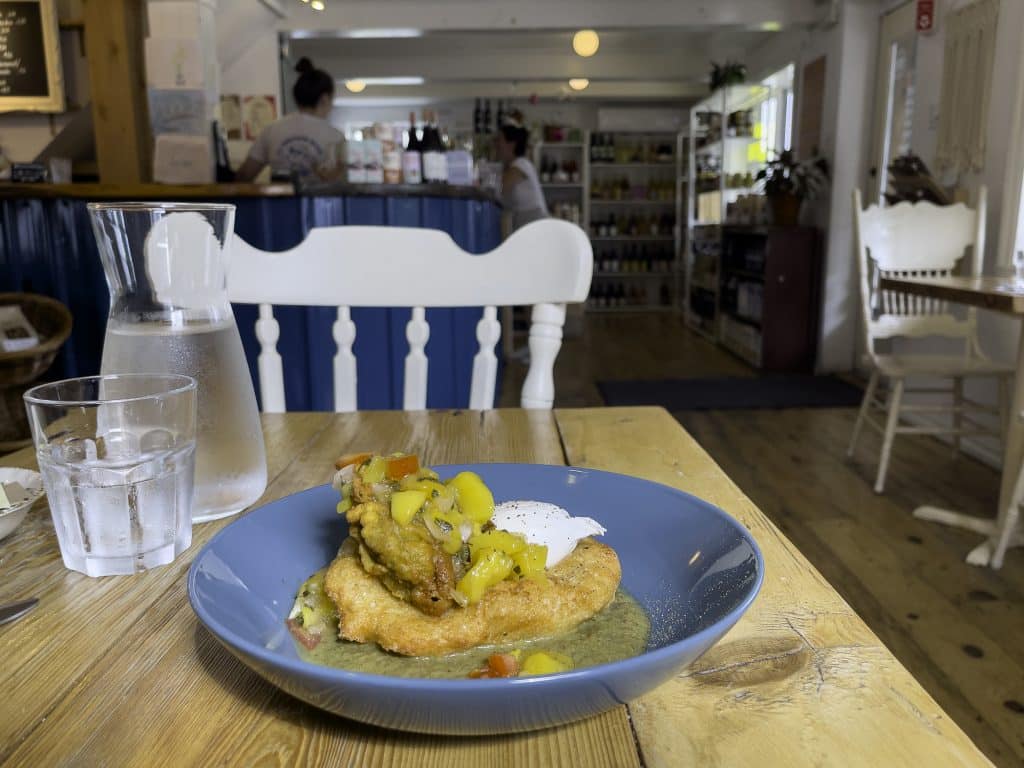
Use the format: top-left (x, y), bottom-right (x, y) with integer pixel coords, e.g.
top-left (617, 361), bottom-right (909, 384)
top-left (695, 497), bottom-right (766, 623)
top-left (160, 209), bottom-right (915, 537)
top-left (275, 136), bottom-right (324, 177)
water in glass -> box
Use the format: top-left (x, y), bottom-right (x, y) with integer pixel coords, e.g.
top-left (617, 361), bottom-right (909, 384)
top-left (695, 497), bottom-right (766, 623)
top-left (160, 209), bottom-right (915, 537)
top-left (38, 429), bottom-right (195, 577)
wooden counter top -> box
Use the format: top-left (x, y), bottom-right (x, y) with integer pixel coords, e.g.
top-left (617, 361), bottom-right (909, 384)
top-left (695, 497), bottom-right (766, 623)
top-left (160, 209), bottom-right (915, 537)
top-left (0, 181), bottom-right (500, 204)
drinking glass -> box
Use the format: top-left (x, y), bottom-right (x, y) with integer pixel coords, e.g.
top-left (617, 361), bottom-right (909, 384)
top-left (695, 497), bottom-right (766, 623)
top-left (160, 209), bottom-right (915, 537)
top-left (24, 374), bottom-right (197, 577)
top-left (89, 202), bottom-right (267, 522)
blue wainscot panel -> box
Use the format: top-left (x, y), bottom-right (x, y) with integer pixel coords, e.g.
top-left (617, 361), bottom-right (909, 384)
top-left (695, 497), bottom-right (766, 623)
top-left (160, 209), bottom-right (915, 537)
top-left (0, 192), bottom-right (502, 410)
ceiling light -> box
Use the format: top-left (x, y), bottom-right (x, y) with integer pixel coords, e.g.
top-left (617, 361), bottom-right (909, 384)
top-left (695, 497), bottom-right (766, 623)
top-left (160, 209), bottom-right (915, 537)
top-left (345, 76), bottom-right (424, 86)
top-left (760, 21), bottom-right (782, 31)
top-left (569, 78), bottom-right (589, 91)
top-left (346, 28), bottom-right (423, 38)
top-left (573, 30), bottom-right (599, 57)
top-left (345, 79), bottom-right (366, 93)
top-left (310, 0), bottom-right (324, 10)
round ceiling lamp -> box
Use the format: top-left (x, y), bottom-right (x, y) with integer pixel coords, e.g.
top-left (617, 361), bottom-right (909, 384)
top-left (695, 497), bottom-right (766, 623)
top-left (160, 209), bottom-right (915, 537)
top-left (345, 79), bottom-right (366, 93)
top-left (310, 0), bottom-right (325, 9)
top-left (572, 29), bottom-right (599, 57)
top-left (568, 78), bottom-right (589, 91)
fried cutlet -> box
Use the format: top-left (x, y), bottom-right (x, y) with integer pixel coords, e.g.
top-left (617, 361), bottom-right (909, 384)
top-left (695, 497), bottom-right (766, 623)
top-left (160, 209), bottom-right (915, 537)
top-left (324, 537), bottom-right (621, 657)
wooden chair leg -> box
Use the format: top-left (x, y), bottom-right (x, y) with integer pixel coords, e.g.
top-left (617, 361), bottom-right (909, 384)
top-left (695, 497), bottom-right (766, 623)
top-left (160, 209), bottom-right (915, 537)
top-left (992, 464), bottom-right (1024, 569)
top-left (875, 378), bottom-right (904, 494)
top-left (848, 370), bottom-right (879, 458)
top-left (952, 376), bottom-right (963, 460)
top-left (999, 374), bottom-right (1011, 447)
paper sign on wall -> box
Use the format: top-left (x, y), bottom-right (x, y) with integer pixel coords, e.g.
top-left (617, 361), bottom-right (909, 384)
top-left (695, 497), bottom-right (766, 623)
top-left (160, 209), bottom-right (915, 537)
top-left (916, 0), bottom-right (935, 33)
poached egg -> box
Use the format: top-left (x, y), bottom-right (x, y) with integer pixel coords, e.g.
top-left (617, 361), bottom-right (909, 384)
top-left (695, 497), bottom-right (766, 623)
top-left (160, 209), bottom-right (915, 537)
top-left (491, 500), bottom-right (607, 569)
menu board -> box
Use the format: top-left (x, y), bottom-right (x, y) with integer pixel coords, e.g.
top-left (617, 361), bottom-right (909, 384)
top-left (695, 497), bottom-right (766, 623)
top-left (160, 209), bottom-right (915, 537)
top-left (0, 0), bottom-right (64, 112)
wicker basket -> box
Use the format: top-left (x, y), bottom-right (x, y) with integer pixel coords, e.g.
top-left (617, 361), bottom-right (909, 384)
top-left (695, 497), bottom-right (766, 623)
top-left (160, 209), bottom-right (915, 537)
top-left (0, 293), bottom-right (73, 446)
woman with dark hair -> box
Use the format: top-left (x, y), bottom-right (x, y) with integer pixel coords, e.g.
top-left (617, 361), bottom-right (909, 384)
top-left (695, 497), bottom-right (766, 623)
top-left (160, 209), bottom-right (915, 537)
top-left (495, 112), bottom-right (548, 232)
top-left (235, 57), bottom-right (344, 182)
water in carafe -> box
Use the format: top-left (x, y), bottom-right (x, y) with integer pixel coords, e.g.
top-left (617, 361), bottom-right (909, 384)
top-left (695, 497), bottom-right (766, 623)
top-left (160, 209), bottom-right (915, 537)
top-left (91, 203), bottom-right (267, 522)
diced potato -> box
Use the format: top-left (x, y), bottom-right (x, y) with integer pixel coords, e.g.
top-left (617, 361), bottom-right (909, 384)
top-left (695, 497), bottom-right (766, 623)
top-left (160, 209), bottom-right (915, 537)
top-left (390, 490), bottom-right (427, 526)
top-left (469, 530), bottom-right (526, 563)
top-left (456, 549), bottom-right (515, 603)
top-left (520, 651), bottom-right (573, 676)
top-left (447, 471), bottom-right (495, 524)
top-left (361, 455), bottom-right (386, 485)
top-left (513, 543), bottom-right (548, 580)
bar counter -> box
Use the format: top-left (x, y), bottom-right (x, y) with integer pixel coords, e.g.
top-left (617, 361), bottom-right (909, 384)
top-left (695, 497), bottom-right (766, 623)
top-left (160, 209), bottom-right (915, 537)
top-left (0, 181), bottom-right (503, 410)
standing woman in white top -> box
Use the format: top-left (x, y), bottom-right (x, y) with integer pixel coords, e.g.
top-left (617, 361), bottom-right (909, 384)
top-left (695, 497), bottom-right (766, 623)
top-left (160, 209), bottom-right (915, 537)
top-left (235, 58), bottom-right (345, 182)
top-left (495, 114), bottom-right (549, 233)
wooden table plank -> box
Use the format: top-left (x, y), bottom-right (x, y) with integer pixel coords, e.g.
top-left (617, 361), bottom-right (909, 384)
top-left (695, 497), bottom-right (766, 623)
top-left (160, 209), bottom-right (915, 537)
top-left (554, 406), bottom-right (992, 767)
top-left (1, 410), bottom-right (639, 768)
top-left (878, 275), bottom-right (1024, 314)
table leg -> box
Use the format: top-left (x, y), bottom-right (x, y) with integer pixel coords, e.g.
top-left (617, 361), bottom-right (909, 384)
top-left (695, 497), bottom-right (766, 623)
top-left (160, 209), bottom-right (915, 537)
top-left (911, 319), bottom-right (1024, 569)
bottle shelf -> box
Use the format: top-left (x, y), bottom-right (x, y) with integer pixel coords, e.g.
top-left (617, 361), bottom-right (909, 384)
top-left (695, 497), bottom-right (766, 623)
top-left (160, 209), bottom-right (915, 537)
top-left (590, 199), bottom-right (676, 206)
top-left (585, 305), bottom-right (676, 314)
top-left (593, 271), bottom-right (677, 278)
top-left (590, 236), bottom-right (675, 242)
top-left (591, 162), bottom-right (676, 169)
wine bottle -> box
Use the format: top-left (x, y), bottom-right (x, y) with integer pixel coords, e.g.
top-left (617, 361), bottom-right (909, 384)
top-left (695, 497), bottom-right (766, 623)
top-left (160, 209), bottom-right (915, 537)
top-left (473, 99), bottom-right (482, 135)
top-left (402, 112), bottom-right (422, 184)
top-left (496, 100), bottom-right (505, 127)
top-left (421, 110), bottom-right (448, 183)
top-left (483, 99), bottom-right (492, 133)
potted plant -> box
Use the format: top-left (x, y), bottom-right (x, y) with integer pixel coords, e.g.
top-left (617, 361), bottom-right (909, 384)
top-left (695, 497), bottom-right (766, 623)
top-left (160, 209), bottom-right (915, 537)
top-left (755, 151), bottom-right (829, 226)
top-left (709, 61), bottom-right (747, 92)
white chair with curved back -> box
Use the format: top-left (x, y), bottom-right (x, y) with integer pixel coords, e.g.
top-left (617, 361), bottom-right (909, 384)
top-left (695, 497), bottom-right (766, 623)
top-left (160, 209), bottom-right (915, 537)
top-left (849, 187), bottom-right (1012, 493)
top-left (227, 219), bottom-right (593, 412)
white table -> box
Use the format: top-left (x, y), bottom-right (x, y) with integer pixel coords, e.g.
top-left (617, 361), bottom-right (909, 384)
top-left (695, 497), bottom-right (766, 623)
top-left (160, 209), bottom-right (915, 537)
top-left (879, 275), bottom-right (1024, 568)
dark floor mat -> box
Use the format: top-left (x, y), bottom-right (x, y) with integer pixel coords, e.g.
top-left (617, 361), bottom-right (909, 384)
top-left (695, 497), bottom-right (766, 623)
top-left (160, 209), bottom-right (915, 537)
top-left (597, 375), bottom-right (863, 411)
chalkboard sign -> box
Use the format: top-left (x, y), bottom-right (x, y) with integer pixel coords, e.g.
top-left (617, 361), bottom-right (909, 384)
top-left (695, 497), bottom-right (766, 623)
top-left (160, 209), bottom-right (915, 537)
top-left (0, 0), bottom-right (64, 112)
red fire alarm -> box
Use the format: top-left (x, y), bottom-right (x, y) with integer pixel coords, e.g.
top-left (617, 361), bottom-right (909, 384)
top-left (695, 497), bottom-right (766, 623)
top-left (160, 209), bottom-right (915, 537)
top-left (916, 0), bottom-right (935, 33)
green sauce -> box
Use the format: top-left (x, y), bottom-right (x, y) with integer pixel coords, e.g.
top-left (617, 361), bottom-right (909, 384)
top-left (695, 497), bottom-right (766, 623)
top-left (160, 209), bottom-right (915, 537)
top-left (297, 587), bottom-right (651, 679)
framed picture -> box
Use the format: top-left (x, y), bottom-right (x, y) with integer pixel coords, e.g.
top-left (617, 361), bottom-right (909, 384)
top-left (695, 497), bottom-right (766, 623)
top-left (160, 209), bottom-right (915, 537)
top-left (0, 0), bottom-right (65, 113)
top-left (243, 95), bottom-right (277, 141)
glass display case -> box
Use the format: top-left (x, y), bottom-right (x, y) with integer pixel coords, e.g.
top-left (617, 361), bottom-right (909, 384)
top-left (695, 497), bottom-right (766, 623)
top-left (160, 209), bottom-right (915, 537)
top-left (685, 67), bottom-right (794, 337)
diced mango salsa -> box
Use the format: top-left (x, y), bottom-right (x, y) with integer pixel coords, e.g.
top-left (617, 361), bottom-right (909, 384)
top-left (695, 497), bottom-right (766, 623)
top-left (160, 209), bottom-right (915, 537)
top-left (456, 548), bottom-right (515, 603)
top-left (513, 543), bottom-right (548, 580)
top-left (520, 651), bottom-right (573, 676)
top-left (336, 497), bottom-right (352, 515)
top-left (447, 471), bottom-right (494, 524)
top-left (361, 455), bottom-right (386, 485)
top-left (469, 530), bottom-right (526, 563)
top-left (390, 490), bottom-right (427, 526)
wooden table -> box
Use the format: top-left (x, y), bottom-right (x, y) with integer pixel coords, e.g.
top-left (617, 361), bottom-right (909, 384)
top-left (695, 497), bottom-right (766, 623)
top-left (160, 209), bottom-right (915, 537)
top-left (880, 275), bottom-right (1024, 568)
top-left (0, 408), bottom-right (992, 767)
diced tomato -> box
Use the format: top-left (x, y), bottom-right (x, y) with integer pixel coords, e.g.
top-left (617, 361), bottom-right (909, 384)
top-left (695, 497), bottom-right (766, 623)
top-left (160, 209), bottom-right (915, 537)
top-left (335, 452), bottom-right (372, 471)
top-left (286, 618), bottom-right (321, 650)
top-left (385, 454), bottom-right (419, 481)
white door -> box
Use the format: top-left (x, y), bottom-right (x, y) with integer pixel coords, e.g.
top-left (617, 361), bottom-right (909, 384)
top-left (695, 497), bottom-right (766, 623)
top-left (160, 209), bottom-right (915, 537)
top-left (869, 2), bottom-right (918, 204)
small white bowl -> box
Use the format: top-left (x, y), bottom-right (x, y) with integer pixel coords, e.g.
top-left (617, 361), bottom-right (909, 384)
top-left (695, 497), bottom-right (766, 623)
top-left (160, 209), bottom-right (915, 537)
top-left (0, 468), bottom-right (44, 541)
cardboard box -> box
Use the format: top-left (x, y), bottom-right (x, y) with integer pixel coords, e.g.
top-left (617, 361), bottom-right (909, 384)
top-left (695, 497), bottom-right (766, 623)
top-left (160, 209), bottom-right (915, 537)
top-left (153, 134), bottom-right (214, 184)
top-left (363, 139), bottom-right (383, 184)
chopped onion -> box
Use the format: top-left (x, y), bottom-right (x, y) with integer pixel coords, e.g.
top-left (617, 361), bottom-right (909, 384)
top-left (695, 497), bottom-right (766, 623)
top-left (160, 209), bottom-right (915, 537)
top-left (459, 522), bottom-right (472, 543)
top-left (434, 495), bottom-right (454, 513)
top-left (451, 589), bottom-right (469, 608)
top-left (332, 465), bottom-right (354, 491)
top-left (422, 514), bottom-right (445, 541)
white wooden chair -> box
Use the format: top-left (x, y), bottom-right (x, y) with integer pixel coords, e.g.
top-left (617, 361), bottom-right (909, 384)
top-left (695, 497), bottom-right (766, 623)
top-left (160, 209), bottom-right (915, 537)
top-left (848, 188), bottom-right (1012, 493)
top-left (227, 219), bottom-right (592, 412)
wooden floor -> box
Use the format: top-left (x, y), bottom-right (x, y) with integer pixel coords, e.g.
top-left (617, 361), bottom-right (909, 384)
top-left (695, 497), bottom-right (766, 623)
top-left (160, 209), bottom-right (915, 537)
top-left (502, 312), bottom-right (1024, 767)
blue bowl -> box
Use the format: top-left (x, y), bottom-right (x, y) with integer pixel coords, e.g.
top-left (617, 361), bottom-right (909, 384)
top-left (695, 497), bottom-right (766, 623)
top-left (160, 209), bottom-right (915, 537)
top-left (188, 463), bottom-right (764, 734)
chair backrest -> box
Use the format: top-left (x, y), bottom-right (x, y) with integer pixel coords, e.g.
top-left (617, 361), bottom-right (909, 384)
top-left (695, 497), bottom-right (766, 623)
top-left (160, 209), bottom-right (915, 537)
top-left (227, 219), bottom-right (593, 412)
top-left (852, 187), bottom-right (986, 356)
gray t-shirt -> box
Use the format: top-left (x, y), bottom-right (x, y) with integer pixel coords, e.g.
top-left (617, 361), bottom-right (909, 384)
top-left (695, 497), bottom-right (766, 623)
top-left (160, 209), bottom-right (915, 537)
top-left (246, 113), bottom-right (344, 179)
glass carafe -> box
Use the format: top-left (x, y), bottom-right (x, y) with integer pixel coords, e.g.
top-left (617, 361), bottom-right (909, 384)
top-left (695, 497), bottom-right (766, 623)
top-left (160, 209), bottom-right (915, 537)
top-left (89, 202), bottom-right (267, 522)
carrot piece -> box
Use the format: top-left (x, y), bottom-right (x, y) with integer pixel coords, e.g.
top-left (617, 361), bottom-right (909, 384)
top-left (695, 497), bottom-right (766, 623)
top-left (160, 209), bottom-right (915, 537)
top-left (486, 653), bottom-right (520, 678)
top-left (385, 454), bottom-right (420, 480)
top-left (335, 452), bottom-right (373, 471)
top-left (286, 618), bottom-right (321, 650)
